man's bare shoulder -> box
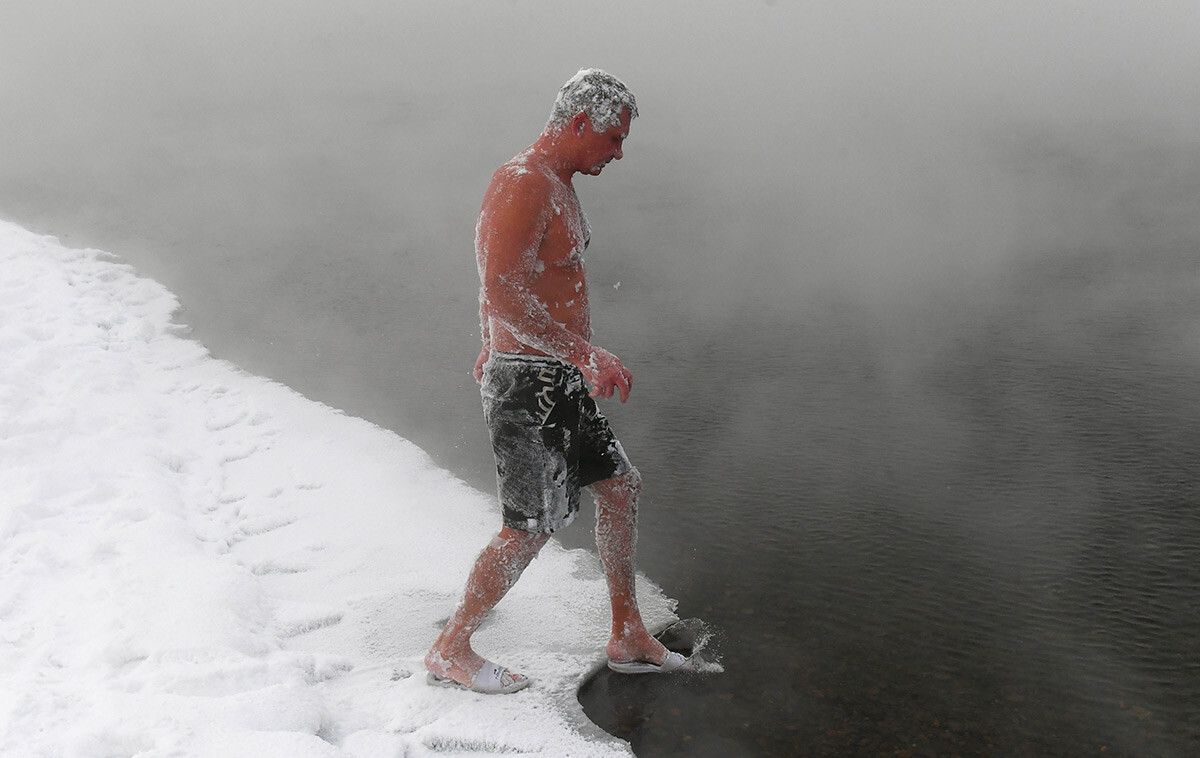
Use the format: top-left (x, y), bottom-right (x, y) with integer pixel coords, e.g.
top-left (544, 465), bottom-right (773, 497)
top-left (486, 154), bottom-right (554, 204)
top-left (478, 155), bottom-right (557, 255)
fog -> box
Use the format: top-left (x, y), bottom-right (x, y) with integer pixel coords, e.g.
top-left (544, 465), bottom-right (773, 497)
top-left (3, 0), bottom-right (1199, 490)
top-left (6, 2), bottom-right (1199, 305)
top-left (3, 0), bottom-right (1198, 505)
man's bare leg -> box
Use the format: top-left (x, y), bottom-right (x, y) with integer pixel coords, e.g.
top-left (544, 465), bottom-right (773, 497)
top-left (592, 470), bottom-right (671, 665)
top-left (425, 526), bottom-right (550, 686)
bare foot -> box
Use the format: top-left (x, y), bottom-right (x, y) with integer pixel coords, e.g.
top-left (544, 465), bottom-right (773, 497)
top-left (425, 647), bottom-right (530, 693)
top-left (606, 633), bottom-right (670, 665)
top-left (425, 645), bottom-right (486, 688)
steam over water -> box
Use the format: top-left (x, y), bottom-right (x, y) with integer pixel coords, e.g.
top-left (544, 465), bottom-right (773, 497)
top-left (4, 1), bottom-right (1200, 754)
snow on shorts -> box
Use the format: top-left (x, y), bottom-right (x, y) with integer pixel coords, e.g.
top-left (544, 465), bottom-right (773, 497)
top-left (481, 352), bottom-right (633, 534)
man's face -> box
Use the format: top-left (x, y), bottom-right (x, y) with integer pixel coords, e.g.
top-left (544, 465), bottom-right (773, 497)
top-left (580, 109), bottom-right (632, 176)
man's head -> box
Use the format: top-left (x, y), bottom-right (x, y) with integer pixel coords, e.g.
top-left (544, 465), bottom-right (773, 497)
top-left (546, 68), bottom-right (638, 135)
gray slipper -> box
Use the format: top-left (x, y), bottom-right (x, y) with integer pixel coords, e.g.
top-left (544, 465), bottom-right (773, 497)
top-left (607, 650), bottom-right (689, 675)
top-left (426, 660), bottom-right (530, 694)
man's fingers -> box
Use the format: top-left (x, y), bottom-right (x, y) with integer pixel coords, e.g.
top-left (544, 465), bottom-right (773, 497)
top-left (592, 380), bottom-right (615, 399)
top-left (586, 363), bottom-right (633, 402)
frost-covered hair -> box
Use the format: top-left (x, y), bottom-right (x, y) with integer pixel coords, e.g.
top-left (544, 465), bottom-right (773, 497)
top-left (546, 68), bottom-right (638, 134)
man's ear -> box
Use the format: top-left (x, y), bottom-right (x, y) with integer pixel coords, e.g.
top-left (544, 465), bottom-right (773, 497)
top-left (570, 112), bottom-right (592, 137)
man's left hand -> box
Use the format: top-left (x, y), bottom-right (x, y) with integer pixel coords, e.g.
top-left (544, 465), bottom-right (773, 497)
top-left (581, 347), bottom-right (632, 403)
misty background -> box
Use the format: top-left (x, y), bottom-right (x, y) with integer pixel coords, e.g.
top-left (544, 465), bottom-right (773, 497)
top-left (4, 1), bottom-right (1200, 755)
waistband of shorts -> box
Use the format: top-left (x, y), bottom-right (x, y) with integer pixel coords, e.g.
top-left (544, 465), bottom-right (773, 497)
top-left (488, 350), bottom-right (576, 369)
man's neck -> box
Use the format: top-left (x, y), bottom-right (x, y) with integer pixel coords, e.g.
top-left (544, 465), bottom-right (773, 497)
top-left (529, 131), bottom-right (579, 183)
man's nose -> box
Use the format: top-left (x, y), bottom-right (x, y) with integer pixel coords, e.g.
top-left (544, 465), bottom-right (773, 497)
top-left (613, 145), bottom-right (623, 160)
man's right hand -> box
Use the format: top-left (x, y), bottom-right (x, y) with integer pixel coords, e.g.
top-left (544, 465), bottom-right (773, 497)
top-left (473, 347), bottom-right (490, 383)
top-left (580, 347), bottom-right (633, 403)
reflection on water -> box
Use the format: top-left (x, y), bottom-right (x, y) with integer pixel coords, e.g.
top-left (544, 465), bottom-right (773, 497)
top-left (573, 248), bottom-right (1200, 756)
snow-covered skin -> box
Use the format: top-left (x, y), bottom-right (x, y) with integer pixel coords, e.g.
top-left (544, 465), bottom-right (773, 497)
top-left (0, 220), bottom-right (677, 757)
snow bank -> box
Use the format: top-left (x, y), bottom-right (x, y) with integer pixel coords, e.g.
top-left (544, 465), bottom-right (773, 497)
top-left (0, 220), bottom-right (677, 757)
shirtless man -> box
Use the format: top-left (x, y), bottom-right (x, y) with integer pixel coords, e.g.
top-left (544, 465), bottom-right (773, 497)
top-left (425, 69), bottom-right (687, 694)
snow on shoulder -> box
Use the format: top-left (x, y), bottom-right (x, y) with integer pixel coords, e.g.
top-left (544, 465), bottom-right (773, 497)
top-left (0, 220), bottom-right (677, 757)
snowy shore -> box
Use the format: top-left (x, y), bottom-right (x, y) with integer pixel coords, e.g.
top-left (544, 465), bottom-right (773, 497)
top-left (0, 220), bottom-right (677, 757)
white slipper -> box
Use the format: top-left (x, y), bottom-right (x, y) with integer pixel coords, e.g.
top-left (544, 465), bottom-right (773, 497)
top-left (426, 660), bottom-right (530, 694)
top-left (607, 650), bottom-right (689, 675)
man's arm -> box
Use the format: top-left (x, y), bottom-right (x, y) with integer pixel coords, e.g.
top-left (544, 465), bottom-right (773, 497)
top-left (479, 173), bottom-right (632, 401)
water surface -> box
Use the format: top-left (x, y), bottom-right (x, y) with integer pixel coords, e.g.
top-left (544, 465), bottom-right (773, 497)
top-left (575, 249), bottom-right (1200, 755)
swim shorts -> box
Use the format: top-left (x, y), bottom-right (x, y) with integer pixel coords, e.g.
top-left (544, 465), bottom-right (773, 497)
top-left (481, 352), bottom-right (634, 534)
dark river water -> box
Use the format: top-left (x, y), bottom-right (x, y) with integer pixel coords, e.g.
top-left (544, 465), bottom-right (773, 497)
top-left (573, 249), bottom-right (1200, 756)
top-left (4, 1), bottom-right (1200, 755)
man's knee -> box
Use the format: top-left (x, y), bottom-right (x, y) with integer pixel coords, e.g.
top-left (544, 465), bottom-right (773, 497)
top-left (619, 467), bottom-right (642, 499)
top-left (495, 526), bottom-right (551, 554)
top-left (594, 467), bottom-right (641, 507)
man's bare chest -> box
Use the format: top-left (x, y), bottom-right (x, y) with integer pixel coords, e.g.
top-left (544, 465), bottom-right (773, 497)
top-left (536, 198), bottom-right (589, 272)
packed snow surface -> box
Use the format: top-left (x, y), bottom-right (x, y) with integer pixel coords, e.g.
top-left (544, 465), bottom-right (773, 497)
top-left (0, 220), bottom-right (678, 757)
